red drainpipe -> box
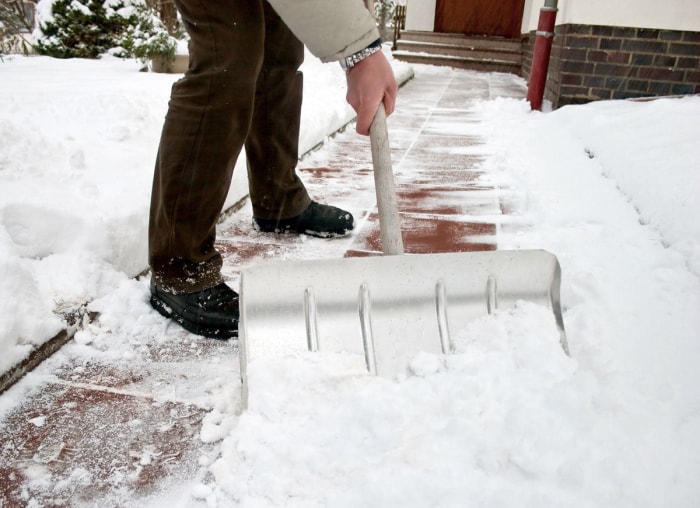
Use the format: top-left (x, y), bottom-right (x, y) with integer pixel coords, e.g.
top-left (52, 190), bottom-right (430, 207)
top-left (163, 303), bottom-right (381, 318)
top-left (527, 0), bottom-right (559, 110)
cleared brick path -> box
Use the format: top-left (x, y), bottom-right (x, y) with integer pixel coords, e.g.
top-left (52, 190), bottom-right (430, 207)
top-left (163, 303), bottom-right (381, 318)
top-left (0, 67), bottom-right (527, 506)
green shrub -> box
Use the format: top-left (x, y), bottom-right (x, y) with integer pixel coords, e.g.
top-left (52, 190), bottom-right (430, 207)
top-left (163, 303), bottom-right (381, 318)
top-left (33, 0), bottom-right (177, 62)
top-left (114, 3), bottom-right (176, 63)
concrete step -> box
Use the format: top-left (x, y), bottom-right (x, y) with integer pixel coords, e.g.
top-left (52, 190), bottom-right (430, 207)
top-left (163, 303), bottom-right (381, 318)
top-left (399, 30), bottom-right (522, 52)
top-left (395, 39), bottom-right (522, 65)
top-left (393, 51), bottom-right (522, 74)
top-left (393, 30), bottom-right (522, 74)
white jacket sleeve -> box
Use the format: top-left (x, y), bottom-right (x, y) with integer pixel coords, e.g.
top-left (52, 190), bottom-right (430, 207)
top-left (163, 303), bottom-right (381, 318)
top-left (267, 0), bottom-right (380, 62)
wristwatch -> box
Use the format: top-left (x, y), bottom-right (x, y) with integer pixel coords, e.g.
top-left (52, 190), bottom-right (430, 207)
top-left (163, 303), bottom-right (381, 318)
top-left (340, 38), bottom-right (382, 73)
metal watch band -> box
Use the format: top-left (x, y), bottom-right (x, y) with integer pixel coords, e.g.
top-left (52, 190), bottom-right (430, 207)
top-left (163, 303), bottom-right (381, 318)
top-left (340, 39), bottom-right (382, 73)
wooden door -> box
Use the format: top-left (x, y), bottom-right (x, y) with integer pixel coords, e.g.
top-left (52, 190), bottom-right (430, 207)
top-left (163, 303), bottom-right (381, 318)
top-left (434, 0), bottom-right (526, 38)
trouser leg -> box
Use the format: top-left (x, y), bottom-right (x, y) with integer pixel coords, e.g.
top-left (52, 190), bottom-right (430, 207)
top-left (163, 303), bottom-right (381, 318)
top-left (245, 1), bottom-right (311, 221)
top-left (149, 0), bottom-right (264, 293)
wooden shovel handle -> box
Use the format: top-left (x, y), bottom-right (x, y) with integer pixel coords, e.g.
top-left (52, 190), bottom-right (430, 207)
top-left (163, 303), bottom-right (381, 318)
top-left (369, 104), bottom-right (404, 255)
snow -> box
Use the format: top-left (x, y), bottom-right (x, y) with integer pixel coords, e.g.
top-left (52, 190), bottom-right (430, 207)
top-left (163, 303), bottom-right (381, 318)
top-left (1, 51), bottom-right (700, 507)
top-left (0, 51), bottom-right (368, 375)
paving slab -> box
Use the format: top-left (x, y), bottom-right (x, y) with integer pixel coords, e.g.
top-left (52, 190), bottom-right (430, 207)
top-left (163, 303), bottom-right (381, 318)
top-left (0, 66), bottom-right (528, 506)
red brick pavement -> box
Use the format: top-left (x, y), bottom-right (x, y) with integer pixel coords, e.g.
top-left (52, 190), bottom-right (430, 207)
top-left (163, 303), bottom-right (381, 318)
top-left (0, 67), bottom-right (527, 506)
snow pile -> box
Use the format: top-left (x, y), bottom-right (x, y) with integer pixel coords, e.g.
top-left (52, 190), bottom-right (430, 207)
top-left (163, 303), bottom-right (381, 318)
top-left (557, 97), bottom-right (700, 275)
top-left (0, 57), bottom-right (171, 374)
top-left (211, 303), bottom-right (587, 507)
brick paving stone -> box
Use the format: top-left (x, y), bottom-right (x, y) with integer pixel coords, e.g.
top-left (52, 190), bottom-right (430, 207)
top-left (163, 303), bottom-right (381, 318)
top-left (0, 66), bottom-right (528, 506)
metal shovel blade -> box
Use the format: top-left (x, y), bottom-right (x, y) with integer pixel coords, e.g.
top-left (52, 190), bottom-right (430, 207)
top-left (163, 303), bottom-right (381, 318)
top-left (238, 106), bottom-right (568, 409)
top-left (239, 249), bottom-right (568, 407)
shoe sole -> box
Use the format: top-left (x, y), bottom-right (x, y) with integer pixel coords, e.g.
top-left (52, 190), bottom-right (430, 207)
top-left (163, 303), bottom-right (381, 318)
top-left (150, 295), bottom-right (238, 339)
top-left (253, 221), bottom-right (352, 238)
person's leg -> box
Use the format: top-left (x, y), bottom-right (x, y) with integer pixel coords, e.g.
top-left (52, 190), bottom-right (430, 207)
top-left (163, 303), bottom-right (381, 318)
top-left (148, 0), bottom-right (265, 338)
top-left (244, 1), bottom-right (309, 221)
top-left (149, 0), bottom-right (264, 295)
top-left (245, 2), bottom-right (354, 237)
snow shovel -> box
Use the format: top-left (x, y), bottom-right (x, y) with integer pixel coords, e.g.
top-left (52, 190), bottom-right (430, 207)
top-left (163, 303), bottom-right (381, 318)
top-left (238, 106), bottom-right (568, 408)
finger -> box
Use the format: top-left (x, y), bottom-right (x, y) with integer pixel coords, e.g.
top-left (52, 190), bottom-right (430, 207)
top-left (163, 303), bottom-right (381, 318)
top-left (382, 90), bottom-right (396, 116)
top-left (355, 107), bottom-right (373, 135)
top-left (380, 77), bottom-right (397, 117)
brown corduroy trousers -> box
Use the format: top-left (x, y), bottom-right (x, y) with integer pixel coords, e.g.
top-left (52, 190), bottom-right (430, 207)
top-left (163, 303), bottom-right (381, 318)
top-left (149, 0), bottom-right (311, 294)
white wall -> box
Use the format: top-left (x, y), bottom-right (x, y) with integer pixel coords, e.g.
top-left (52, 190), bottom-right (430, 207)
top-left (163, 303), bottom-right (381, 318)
top-left (405, 0), bottom-right (435, 31)
top-left (522, 0), bottom-right (537, 33)
top-left (409, 0), bottom-right (700, 34)
top-left (523, 0), bottom-right (700, 33)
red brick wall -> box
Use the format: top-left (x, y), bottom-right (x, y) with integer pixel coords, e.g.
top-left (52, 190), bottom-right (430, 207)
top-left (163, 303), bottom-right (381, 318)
top-left (522, 24), bottom-right (700, 108)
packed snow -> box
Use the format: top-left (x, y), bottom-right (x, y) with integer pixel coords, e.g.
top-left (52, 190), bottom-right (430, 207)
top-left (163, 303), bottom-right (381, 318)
top-left (1, 50), bottom-right (699, 507)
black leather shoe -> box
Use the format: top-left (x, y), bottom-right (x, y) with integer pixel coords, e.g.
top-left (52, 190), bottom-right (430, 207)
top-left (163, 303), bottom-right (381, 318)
top-left (150, 280), bottom-right (239, 339)
top-left (253, 201), bottom-right (354, 238)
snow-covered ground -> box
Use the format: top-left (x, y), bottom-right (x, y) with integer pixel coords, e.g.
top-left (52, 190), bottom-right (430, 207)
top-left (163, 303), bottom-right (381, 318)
top-left (1, 52), bottom-right (699, 507)
top-left (0, 51), bottom-right (376, 375)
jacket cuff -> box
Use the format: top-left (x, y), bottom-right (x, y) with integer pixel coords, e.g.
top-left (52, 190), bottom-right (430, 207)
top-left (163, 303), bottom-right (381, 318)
top-left (317, 27), bottom-right (381, 63)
